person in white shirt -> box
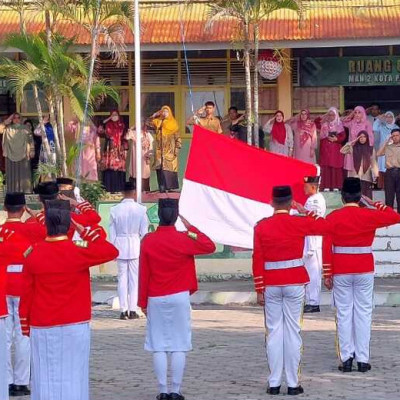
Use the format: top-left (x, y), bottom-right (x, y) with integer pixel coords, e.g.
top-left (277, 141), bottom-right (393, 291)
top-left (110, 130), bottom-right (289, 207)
top-left (303, 175), bottom-right (327, 313)
top-left (109, 181), bottom-right (149, 320)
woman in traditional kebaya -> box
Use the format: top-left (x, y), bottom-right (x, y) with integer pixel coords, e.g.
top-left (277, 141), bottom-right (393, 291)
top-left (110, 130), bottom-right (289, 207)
top-left (148, 106), bottom-right (181, 192)
top-left (101, 110), bottom-right (126, 193)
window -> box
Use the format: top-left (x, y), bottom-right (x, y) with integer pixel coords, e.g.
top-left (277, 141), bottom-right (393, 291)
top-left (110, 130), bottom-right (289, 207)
top-left (95, 88), bottom-right (129, 113)
top-left (140, 92), bottom-right (175, 120)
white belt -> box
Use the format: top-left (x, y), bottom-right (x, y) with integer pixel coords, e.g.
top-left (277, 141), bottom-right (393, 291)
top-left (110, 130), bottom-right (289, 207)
top-left (333, 246), bottom-right (372, 254)
top-left (264, 258), bottom-right (304, 270)
top-left (7, 264), bottom-right (23, 273)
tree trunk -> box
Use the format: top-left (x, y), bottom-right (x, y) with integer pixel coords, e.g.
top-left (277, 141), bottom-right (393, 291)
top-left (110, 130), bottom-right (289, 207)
top-left (56, 97), bottom-right (68, 176)
top-left (45, 10), bottom-right (52, 50)
top-left (77, 24), bottom-right (100, 182)
top-left (244, 19), bottom-right (253, 145)
top-left (32, 84), bottom-right (52, 159)
top-left (19, 10), bottom-right (26, 35)
top-left (253, 23), bottom-right (260, 148)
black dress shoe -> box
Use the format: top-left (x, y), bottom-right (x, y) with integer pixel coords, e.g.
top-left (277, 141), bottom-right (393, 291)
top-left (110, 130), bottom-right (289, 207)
top-left (9, 384), bottom-right (16, 396)
top-left (120, 311), bottom-right (128, 320)
top-left (338, 357), bottom-right (353, 372)
top-left (11, 385), bottom-right (31, 396)
top-left (170, 394), bottom-right (185, 400)
top-left (156, 394), bottom-right (170, 400)
top-left (288, 386), bottom-right (304, 395)
top-left (129, 311), bottom-right (139, 320)
top-left (304, 305), bottom-right (320, 313)
top-left (357, 362), bottom-right (371, 373)
top-left (266, 385), bottom-right (281, 395)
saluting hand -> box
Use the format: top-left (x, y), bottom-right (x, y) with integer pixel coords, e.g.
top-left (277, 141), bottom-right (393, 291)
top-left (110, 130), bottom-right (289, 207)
top-left (59, 193), bottom-right (78, 207)
top-left (257, 292), bottom-right (265, 306)
top-left (292, 200), bottom-right (307, 214)
top-left (71, 218), bottom-right (84, 235)
top-left (361, 195), bottom-right (374, 207)
top-left (324, 277), bottom-right (333, 291)
top-left (25, 207), bottom-right (38, 218)
top-left (179, 214), bottom-right (191, 230)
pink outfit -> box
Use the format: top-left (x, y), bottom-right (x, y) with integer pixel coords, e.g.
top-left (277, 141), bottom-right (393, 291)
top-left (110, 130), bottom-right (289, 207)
top-left (342, 106), bottom-right (374, 171)
top-left (81, 126), bottom-right (100, 181)
top-left (291, 111), bottom-right (317, 164)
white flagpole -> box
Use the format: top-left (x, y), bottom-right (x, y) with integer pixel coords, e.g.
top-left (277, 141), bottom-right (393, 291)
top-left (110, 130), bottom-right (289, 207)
top-left (134, 0), bottom-right (142, 202)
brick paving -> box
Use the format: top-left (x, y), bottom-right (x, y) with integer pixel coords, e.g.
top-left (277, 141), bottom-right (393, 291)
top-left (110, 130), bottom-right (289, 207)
top-left (83, 306), bottom-right (400, 400)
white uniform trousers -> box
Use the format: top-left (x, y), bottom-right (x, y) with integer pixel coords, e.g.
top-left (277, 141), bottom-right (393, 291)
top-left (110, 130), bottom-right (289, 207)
top-left (304, 250), bottom-right (322, 306)
top-left (117, 259), bottom-right (139, 312)
top-left (31, 323), bottom-right (90, 400)
top-left (0, 318), bottom-right (8, 400)
top-left (333, 273), bottom-right (374, 363)
top-left (264, 285), bottom-right (305, 388)
top-left (6, 297), bottom-right (30, 386)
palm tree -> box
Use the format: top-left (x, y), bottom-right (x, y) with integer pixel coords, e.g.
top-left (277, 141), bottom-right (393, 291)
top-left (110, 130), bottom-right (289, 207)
top-left (207, 0), bottom-right (302, 146)
top-left (60, 0), bottom-right (132, 179)
top-left (0, 33), bottom-right (119, 175)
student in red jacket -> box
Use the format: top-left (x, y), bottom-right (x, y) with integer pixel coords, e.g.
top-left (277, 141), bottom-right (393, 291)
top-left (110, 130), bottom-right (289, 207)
top-left (253, 186), bottom-right (331, 396)
top-left (26, 181), bottom-right (101, 240)
top-left (3, 193), bottom-right (36, 397)
top-left (19, 200), bottom-right (118, 400)
top-left (138, 199), bottom-right (215, 400)
top-left (323, 177), bottom-right (400, 373)
top-left (0, 226), bottom-right (30, 400)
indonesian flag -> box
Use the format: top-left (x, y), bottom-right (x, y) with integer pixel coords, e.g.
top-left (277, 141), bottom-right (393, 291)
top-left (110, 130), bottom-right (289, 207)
top-left (179, 126), bottom-right (318, 249)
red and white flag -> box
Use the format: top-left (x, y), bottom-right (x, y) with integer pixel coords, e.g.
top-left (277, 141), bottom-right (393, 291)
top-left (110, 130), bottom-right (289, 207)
top-left (179, 126), bottom-right (318, 249)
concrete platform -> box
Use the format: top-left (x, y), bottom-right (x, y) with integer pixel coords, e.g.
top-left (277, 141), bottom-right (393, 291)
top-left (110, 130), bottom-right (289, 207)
top-left (92, 277), bottom-right (400, 308)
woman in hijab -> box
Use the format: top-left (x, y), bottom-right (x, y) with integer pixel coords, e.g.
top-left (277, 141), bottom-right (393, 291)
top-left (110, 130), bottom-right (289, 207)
top-left (148, 106), bottom-right (181, 192)
top-left (126, 121), bottom-right (154, 192)
top-left (263, 110), bottom-right (293, 156)
top-left (288, 109), bottom-right (317, 163)
top-left (373, 111), bottom-right (399, 188)
top-left (342, 106), bottom-right (374, 176)
top-left (100, 110), bottom-right (126, 193)
top-left (319, 107), bottom-right (346, 191)
top-left (34, 115), bottom-right (56, 166)
top-left (340, 131), bottom-right (378, 197)
top-left (0, 113), bottom-right (33, 192)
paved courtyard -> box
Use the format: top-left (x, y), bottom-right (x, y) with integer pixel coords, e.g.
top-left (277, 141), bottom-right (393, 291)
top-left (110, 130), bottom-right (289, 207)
top-left (77, 306), bottom-right (400, 400)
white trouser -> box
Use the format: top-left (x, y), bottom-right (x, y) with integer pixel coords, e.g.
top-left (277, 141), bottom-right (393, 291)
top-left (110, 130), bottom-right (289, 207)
top-left (264, 285), bottom-right (305, 388)
top-left (304, 249), bottom-right (322, 306)
top-left (6, 297), bottom-right (30, 385)
top-left (117, 259), bottom-right (139, 312)
top-left (31, 323), bottom-right (90, 400)
top-left (333, 273), bottom-right (374, 363)
top-left (0, 318), bottom-right (8, 400)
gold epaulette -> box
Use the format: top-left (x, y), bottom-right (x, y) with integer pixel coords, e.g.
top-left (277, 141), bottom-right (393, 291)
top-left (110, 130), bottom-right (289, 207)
top-left (74, 240), bottom-right (89, 248)
top-left (187, 231), bottom-right (198, 240)
top-left (23, 246), bottom-right (33, 258)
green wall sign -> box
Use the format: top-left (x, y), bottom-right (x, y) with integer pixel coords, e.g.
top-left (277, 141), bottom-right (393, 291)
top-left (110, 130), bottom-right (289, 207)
top-left (301, 56), bottom-right (400, 87)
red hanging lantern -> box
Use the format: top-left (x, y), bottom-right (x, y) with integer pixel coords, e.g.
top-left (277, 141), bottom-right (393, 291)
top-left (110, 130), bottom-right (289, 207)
top-left (257, 50), bottom-right (283, 80)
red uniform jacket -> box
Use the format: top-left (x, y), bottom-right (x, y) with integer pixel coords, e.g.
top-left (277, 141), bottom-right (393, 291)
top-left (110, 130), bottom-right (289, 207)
top-left (2, 219), bottom-right (41, 297)
top-left (252, 211), bottom-right (331, 291)
top-left (25, 201), bottom-right (101, 240)
top-left (138, 226), bottom-right (216, 309)
top-left (323, 202), bottom-right (400, 277)
top-left (0, 228), bottom-right (30, 318)
top-left (19, 227), bottom-right (118, 333)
